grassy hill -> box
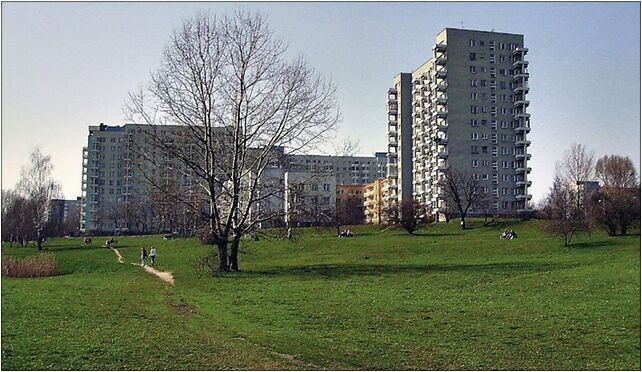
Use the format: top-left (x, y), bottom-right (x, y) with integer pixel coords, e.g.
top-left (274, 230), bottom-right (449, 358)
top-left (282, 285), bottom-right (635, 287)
top-left (2, 219), bottom-right (640, 370)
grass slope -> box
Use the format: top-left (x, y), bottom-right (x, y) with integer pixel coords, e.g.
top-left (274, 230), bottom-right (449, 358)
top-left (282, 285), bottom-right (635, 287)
top-left (2, 219), bottom-right (640, 370)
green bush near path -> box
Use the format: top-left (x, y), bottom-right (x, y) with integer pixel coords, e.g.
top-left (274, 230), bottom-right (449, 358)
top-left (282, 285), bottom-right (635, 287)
top-left (2, 219), bottom-right (640, 370)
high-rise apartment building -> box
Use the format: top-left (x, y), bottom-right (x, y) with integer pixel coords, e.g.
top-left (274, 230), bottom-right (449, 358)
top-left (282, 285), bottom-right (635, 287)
top-left (387, 28), bottom-right (532, 217)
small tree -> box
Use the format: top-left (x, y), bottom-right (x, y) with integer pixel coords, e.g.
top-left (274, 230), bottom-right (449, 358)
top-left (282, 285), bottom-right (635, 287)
top-left (543, 177), bottom-right (584, 247)
top-left (17, 148), bottom-right (61, 250)
top-left (399, 198), bottom-right (424, 235)
top-left (438, 167), bottom-right (481, 229)
top-left (591, 155), bottom-right (640, 236)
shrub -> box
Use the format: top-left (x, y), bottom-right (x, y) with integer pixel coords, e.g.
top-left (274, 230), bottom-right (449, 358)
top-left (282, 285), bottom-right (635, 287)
top-left (2, 253), bottom-right (59, 278)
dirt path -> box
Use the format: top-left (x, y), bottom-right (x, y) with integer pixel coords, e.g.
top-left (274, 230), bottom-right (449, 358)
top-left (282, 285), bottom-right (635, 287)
top-left (110, 248), bottom-right (124, 263)
top-left (128, 263), bottom-right (175, 285)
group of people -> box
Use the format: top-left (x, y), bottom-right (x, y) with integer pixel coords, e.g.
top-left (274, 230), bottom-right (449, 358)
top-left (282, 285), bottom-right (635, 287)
top-left (140, 246), bottom-right (157, 266)
top-left (500, 230), bottom-right (518, 240)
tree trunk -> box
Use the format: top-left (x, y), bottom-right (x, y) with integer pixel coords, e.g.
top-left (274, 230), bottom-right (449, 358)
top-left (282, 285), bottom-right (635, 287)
top-left (460, 217), bottom-right (466, 230)
top-left (36, 231), bottom-right (43, 251)
top-left (217, 240), bottom-right (229, 272)
top-left (228, 238), bottom-right (240, 272)
top-left (621, 224), bottom-right (628, 236)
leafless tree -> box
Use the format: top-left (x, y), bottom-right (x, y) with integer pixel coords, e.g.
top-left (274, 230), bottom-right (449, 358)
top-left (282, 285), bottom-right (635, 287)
top-left (399, 198), bottom-right (424, 235)
top-left (591, 155), bottom-right (640, 236)
top-left (334, 137), bottom-right (362, 157)
top-left (124, 11), bottom-right (339, 272)
top-left (17, 148), bottom-right (62, 250)
top-left (557, 143), bottom-right (596, 187)
top-left (2, 189), bottom-right (34, 245)
top-left (438, 167), bottom-right (482, 229)
top-left (543, 177), bottom-right (585, 247)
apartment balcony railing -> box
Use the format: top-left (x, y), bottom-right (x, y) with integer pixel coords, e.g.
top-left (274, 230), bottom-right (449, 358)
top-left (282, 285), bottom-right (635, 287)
top-left (436, 57), bottom-right (447, 65)
top-left (435, 83), bottom-right (448, 92)
top-left (433, 43), bottom-right (447, 53)
top-left (515, 153), bottom-right (532, 160)
top-left (433, 96), bottom-right (448, 105)
top-left (434, 110), bottom-right (448, 119)
top-left (515, 166), bottom-right (532, 174)
top-left (515, 139), bottom-right (531, 146)
top-left (516, 180), bottom-right (533, 187)
top-left (435, 70), bottom-right (447, 79)
top-left (513, 99), bottom-right (530, 107)
top-left (437, 151), bottom-right (449, 159)
top-left (436, 123), bottom-right (449, 132)
top-left (513, 59), bottom-right (529, 69)
top-left (515, 112), bottom-right (531, 120)
top-left (515, 194), bottom-right (533, 200)
top-left (513, 47), bottom-right (529, 56)
top-left (513, 71), bottom-right (529, 81)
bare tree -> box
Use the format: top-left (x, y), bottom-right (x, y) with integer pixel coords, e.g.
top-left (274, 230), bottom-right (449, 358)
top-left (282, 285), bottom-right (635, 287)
top-left (399, 198), bottom-right (424, 235)
top-left (591, 155), bottom-right (640, 236)
top-left (1, 189), bottom-right (33, 245)
top-left (125, 12), bottom-right (339, 272)
top-left (334, 137), bottom-right (362, 157)
top-left (17, 148), bottom-right (62, 250)
top-left (557, 143), bottom-right (596, 187)
top-left (438, 167), bottom-right (481, 229)
top-left (543, 177), bottom-right (585, 247)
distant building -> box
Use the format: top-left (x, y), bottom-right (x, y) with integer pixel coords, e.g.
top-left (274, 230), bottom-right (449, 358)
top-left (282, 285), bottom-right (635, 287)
top-left (284, 171), bottom-right (337, 226)
top-left (364, 178), bottom-right (388, 224)
top-left (50, 197), bottom-right (82, 235)
top-left (80, 123), bottom-right (385, 233)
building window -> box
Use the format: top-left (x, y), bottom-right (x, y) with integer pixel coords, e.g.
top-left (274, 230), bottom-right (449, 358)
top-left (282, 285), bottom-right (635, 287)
top-left (481, 119), bottom-right (488, 126)
top-left (500, 81), bottom-right (507, 89)
top-left (489, 54), bottom-right (495, 64)
top-left (471, 146), bottom-right (479, 154)
top-left (489, 41), bottom-right (495, 50)
top-left (481, 93), bottom-right (488, 100)
top-left (470, 106), bottom-right (478, 114)
top-left (490, 67), bottom-right (496, 78)
top-left (470, 92), bottom-right (478, 100)
top-left (481, 106), bottom-right (488, 113)
top-left (470, 52), bottom-right (477, 61)
top-left (470, 79), bottom-right (478, 87)
top-left (472, 159), bottom-right (479, 168)
top-left (480, 40), bottom-right (485, 46)
top-left (482, 146), bottom-right (488, 154)
top-left (323, 184), bottom-right (330, 191)
top-left (470, 66), bottom-right (477, 73)
top-left (480, 79), bottom-right (487, 87)
top-left (470, 39), bottom-right (476, 47)
top-left (471, 132), bottom-right (479, 141)
top-left (481, 133), bottom-right (489, 140)
top-left (470, 119), bottom-right (478, 127)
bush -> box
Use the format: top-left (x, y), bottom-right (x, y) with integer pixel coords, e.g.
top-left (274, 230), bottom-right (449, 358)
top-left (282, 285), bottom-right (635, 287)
top-left (2, 253), bottom-right (59, 278)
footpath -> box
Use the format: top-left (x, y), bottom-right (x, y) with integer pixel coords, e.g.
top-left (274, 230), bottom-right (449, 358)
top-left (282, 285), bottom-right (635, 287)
top-left (109, 247), bottom-right (175, 285)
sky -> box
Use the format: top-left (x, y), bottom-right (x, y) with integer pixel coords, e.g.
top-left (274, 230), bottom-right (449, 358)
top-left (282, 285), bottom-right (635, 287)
top-left (2, 2), bottom-right (640, 205)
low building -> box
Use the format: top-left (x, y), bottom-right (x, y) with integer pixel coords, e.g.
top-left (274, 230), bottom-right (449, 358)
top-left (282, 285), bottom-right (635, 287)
top-left (284, 171), bottom-right (337, 227)
top-left (364, 179), bottom-right (387, 224)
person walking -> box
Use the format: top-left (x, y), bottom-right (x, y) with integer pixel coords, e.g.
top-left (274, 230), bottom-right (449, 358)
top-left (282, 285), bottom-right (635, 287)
top-left (149, 246), bottom-right (157, 266)
top-left (141, 247), bottom-right (148, 267)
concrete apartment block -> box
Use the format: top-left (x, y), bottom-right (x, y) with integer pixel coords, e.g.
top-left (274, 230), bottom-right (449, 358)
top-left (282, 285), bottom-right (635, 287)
top-left (284, 170), bottom-right (337, 226)
top-left (387, 28), bottom-right (532, 217)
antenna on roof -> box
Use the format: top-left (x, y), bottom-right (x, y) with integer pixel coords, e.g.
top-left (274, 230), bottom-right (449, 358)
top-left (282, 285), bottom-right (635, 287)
top-left (460, 20), bottom-right (464, 29)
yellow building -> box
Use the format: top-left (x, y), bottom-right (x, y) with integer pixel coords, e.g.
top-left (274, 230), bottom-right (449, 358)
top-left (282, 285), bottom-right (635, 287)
top-left (364, 178), bottom-right (388, 224)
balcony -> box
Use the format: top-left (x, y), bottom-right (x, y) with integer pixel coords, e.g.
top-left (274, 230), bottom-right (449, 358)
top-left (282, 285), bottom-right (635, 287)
top-left (515, 112), bottom-right (531, 120)
top-left (388, 115), bottom-right (397, 124)
top-left (513, 72), bottom-right (529, 81)
top-left (437, 164), bottom-right (449, 171)
top-left (515, 153), bottom-right (532, 160)
top-left (516, 194), bottom-right (533, 200)
top-left (434, 96), bottom-right (447, 105)
top-left (516, 139), bottom-right (531, 146)
top-left (514, 99), bottom-right (530, 107)
top-left (513, 59), bottom-right (529, 68)
top-left (434, 110), bottom-right (448, 119)
top-left (437, 151), bottom-right (448, 159)
top-left (516, 180), bottom-right (533, 187)
top-left (435, 83), bottom-right (448, 92)
top-left (435, 70), bottom-right (447, 79)
top-left (388, 125), bottom-right (397, 135)
top-left (435, 137), bottom-right (448, 145)
top-left (513, 47), bottom-right (529, 56)
top-left (515, 166), bottom-right (532, 174)
top-left (436, 57), bottom-right (447, 65)
top-left (387, 102), bottom-right (398, 113)
top-left (433, 43), bottom-right (447, 53)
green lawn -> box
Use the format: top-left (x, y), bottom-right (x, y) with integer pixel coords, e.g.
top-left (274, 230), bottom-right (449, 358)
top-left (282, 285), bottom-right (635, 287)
top-left (2, 219), bottom-right (640, 370)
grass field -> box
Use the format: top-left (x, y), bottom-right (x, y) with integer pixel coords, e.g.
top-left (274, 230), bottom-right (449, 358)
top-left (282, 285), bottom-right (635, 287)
top-left (2, 219), bottom-right (640, 370)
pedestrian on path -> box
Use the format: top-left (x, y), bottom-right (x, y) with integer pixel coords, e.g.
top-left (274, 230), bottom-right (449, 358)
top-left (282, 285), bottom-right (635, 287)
top-left (149, 246), bottom-right (157, 266)
top-left (141, 247), bottom-right (148, 267)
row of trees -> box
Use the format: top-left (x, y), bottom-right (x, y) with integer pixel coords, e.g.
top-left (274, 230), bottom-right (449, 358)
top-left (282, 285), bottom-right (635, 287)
top-left (2, 148), bottom-right (62, 250)
top-left (543, 144), bottom-right (639, 246)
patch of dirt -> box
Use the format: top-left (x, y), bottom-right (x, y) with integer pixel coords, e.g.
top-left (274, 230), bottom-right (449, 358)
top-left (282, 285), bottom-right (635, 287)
top-left (142, 265), bottom-right (175, 285)
top-left (164, 294), bottom-right (194, 315)
top-left (110, 248), bottom-right (124, 263)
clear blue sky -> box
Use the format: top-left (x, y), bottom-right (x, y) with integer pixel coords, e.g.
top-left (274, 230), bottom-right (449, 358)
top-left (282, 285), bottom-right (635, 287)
top-left (2, 2), bottom-right (640, 204)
